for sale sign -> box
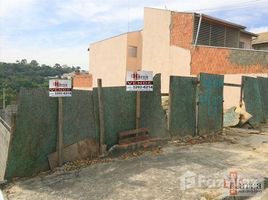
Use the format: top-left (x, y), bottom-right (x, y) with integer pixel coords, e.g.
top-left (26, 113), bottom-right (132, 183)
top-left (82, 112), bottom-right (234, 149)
top-left (126, 71), bottom-right (153, 91)
top-left (49, 79), bottom-right (72, 97)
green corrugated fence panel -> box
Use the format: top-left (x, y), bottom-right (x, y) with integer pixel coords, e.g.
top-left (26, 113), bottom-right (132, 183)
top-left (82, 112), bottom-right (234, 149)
top-left (243, 76), bottom-right (265, 126)
top-left (63, 90), bottom-right (97, 145)
top-left (140, 74), bottom-right (169, 138)
top-left (169, 76), bottom-right (197, 137)
top-left (257, 77), bottom-right (268, 122)
top-left (5, 89), bottom-right (58, 178)
top-left (5, 89), bottom-right (98, 179)
top-left (198, 73), bottom-right (224, 135)
top-left (93, 87), bottom-right (136, 149)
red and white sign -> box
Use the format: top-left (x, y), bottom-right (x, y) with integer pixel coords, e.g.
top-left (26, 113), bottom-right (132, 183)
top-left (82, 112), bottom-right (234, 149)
top-left (126, 71), bottom-right (153, 91)
top-left (49, 79), bottom-right (72, 97)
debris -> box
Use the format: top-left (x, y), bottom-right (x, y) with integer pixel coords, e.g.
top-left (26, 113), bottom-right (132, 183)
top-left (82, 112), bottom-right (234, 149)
top-left (48, 139), bottom-right (99, 170)
top-left (224, 106), bottom-right (240, 127)
top-left (63, 157), bottom-right (113, 172)
top-left (223, 106), bottom-right (252, 127)
top-left (229, 128), bottom-right (261, 134)
top-left (235, 106), bottom-right (252, 124)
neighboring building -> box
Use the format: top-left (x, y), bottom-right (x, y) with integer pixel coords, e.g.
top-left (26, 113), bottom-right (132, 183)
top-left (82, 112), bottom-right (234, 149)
top-left (72, 73), bottom-right (92, 90)
top-left (252, 32), bottom-right (268, 50)
top-left (89, 7), bottom-right (268, 108)
top-left (62, 71), bottom-right (92, 90)
top-left (89, 31), bottom-right (142, 87)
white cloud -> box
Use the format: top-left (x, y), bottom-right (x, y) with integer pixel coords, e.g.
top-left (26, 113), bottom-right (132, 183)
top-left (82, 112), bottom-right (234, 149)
top-left (249, 26), bottom-right (268, 33)
top-left (0, 0), bottom-right (35, 17)
top-left (1, 0), bottom-right (268, 68)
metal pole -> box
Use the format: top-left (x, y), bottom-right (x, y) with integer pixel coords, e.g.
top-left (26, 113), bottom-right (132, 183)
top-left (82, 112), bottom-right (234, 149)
top-left (58, 97), bottom-right (63, 166)
top-left (136, 91), bottom-right (141, 129)
top-left (97, 79), bottom-right (105, 155)
top-left (194, 14), bottom-right (202, 47)
top-left (239, 79), bottom-right (244, 107)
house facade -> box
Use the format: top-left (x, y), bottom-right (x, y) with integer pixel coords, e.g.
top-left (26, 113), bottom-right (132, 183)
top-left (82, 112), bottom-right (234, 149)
top-left (252, 32), bottom-right (268, 50)
top-left (89, 7), bottom-right (268, 108)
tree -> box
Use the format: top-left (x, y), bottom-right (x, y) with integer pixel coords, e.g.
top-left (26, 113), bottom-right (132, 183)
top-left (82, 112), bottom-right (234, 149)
top-left (20, 59), bottom-right (27, 65)
top-left (30, 60), bottom-right (39, 67)
top-left (53, 63), bottom-right (61, 68)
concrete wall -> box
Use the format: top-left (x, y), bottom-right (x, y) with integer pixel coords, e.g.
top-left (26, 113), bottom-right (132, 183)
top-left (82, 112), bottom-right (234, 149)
top-left (0, 121), bottom-right (11, 181)
top-left (89, 34), bottom-right (128, 87)
top-left (142, 8), bottom-right (191, 93)
top-left (126, 31), bottom-right (142, 71)
top-left (253, 43), bottom-right (268, 51)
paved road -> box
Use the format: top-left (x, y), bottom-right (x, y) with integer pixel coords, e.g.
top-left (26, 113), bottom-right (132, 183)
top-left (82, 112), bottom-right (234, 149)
top-left (3, 130), bottom-right (268, 200)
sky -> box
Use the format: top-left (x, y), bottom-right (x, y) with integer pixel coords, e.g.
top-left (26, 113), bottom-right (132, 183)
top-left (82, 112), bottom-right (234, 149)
top-left (0, 0), bottom-right (268, 70)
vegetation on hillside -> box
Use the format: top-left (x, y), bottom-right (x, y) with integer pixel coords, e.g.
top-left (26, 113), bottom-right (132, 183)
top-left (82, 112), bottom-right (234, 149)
top-left (0, 59), bottom-right (80, 107)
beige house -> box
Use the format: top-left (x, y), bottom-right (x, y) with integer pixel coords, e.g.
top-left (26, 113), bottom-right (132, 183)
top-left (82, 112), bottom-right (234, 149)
top-left (89, 7), bottom-right (268, 108)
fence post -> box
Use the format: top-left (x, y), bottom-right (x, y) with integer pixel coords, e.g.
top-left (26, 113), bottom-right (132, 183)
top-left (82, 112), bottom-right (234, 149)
top-left (58, 97), bottom-right (63, 167)
top-left (97, 79), bottom-right (105, 155)
top-left (136, 91), bottom-right (141, 129)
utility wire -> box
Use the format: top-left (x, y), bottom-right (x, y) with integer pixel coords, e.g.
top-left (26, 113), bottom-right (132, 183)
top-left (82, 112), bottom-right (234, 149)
top-left (187, 0), bottom-right (267, 13)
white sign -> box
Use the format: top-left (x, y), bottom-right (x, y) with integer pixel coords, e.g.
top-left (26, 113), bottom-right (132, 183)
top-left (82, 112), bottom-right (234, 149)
top-left (126, 71), bottom-right (153, 91)
top-left (49, 79), bottom-right (72, 97)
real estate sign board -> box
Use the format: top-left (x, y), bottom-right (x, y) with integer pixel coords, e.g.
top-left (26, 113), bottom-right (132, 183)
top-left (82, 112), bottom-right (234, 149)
top-left (49, 79), bottom-right (72, 97)
top-left (126, 71), bottom-right (153, 91)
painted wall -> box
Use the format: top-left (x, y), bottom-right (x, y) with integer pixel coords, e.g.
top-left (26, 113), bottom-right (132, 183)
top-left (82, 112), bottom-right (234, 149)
top-left (224, 74), bottom-right (268, 109)
top-left (89, 34), bottom-right (128, 87)
top-left (240, 33), bottom-right (253, 49)
top-left (142, 8), bottom-right (191, 93)
top-left (126, 31), bottom-right (142, 71)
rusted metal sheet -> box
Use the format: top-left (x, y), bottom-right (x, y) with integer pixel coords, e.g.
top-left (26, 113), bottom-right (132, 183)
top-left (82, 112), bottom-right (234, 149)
top-left (243, 76), bottom-right (264, 126)
top-left (169, 76), bottom-right (197, 137)
top-left (257, 77), bottom-right (268, 122)
top-left (198, 73), bottom-right (224, 135)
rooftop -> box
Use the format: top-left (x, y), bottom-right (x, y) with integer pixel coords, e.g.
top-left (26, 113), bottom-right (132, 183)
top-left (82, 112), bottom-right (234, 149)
top-left (252, 32), bottom-right (268, 44)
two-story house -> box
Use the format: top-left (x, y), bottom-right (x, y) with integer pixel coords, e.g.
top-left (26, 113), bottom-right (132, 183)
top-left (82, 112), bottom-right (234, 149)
top-left (89, 7), bottom-right (268, 108)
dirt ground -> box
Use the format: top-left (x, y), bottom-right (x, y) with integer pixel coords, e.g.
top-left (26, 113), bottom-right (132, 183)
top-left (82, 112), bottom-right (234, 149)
top-left (2, 127), bottom-right (268, 200)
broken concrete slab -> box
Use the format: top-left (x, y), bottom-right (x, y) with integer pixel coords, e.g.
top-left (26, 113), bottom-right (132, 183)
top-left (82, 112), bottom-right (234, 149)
top-left (223, 106), bottom-right (252, 127)
top-left (48, 138), bottom-right (99, 170)
top-left (235, 106), bottom-right (252, 124)
top-left (223, 107), bottom-right (240, 127)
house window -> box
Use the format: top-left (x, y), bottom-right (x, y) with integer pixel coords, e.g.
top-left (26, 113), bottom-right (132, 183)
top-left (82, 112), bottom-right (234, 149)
top-left (128, 46), bottom-right (137, 57)
top-left (194, 16), bottom-right (239, 48)
top-left (239, 41), bottom-right (245, 48)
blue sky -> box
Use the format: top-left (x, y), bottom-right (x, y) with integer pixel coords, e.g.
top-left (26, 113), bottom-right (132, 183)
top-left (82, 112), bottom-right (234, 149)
top-left (0, 0), bottom-right (268, 70)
